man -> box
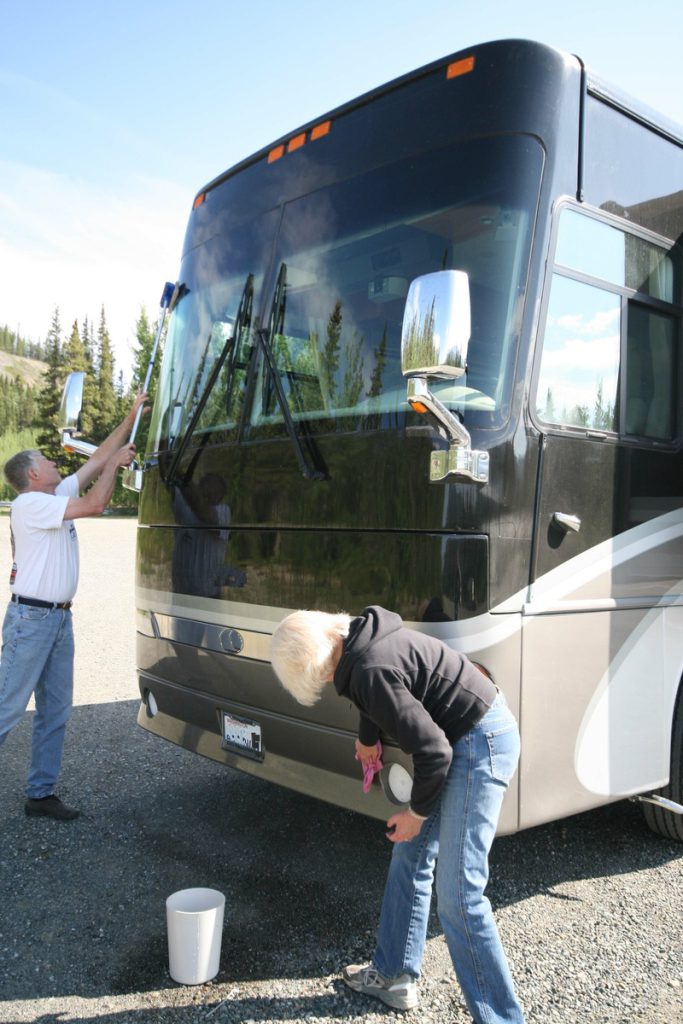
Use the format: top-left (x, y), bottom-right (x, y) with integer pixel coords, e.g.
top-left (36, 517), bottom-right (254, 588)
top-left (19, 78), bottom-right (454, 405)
top-left (0, 393), bottom-right (146, 821)
top-left (271, 606), bottom-right (525, 1023)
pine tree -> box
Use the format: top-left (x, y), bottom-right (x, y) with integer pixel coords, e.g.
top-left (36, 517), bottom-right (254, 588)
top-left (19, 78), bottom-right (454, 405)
top-left (81, 315), bottom-right (96, 375)
top-left (0, 376), bottom-right (17, 432)
top-left (0, 324), bottom-right (46, 359)
top-left (92, 306), bottom-right (119, 443)
top-left (321, 300), bottom-right (342, 403)
top-left (367, 325), bottom-right (387, 399)
top-left (341, 332), bottom-right (365, 408)
top-left (63, 320), bottom-right (88, 373)
top-left (36, 308), bottom-right (66, 461)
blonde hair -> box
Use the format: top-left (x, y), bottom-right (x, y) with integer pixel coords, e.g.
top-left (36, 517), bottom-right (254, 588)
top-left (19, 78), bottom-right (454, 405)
top-left (271, 610), bottom-right (351, 706)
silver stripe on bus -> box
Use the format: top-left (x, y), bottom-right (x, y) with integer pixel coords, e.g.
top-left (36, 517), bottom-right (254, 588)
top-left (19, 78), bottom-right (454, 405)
top-left (139, 611), bottom-right (272, 661)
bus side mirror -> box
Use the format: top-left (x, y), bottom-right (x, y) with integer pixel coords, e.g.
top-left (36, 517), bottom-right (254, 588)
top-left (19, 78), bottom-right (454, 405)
top-left (401, 270), bottom-right (471, 379)
top-left (59, 372), bottom-right (97, 457)
top-left (59, 371), bottom-right (85, 434)
top-left (400, 270), bottom-right (488, 485)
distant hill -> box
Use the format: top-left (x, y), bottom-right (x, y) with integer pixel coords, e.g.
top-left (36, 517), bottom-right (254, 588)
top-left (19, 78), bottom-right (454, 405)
top-left (0, 351), bottom-right (47, 389)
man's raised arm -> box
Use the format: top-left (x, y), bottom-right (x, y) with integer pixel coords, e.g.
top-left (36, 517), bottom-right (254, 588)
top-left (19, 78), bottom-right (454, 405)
top-left (75, 391), bottom-right (148, 491)
top-left (65, 444), bottom-right (137, 520)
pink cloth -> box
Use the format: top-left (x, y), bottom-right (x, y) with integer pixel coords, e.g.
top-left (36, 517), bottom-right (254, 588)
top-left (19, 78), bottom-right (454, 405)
top-left (356, 740), bottom-right (383, 793)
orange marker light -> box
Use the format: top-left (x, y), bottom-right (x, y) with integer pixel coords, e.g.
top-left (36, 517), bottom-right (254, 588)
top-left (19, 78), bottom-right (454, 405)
top-left (287, 132), bottom-right (306, 153)
top-left (409, 401), bottom-right (429, 415)
top-left (446, 55), bottom-right (475, 79)
top-left (193, 192), bottom-right (206, 210)
top-left (311, 120), bottom-right (331, 141)
top-left (268, 119), bottom-right (332, 166)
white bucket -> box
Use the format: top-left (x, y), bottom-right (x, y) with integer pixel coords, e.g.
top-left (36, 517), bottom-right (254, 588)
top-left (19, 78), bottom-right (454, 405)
top-left (166, 887), bottom-right (225, 985)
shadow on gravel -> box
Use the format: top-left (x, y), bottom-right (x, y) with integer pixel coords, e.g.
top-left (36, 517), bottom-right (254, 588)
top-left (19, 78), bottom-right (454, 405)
top-left (1, 698), bottom-right (681, 1006)
top-left (15, 988), bottom-right (369, 1024)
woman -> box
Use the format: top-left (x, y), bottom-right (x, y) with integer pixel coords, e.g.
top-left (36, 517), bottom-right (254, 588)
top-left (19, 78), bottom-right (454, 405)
top-left (270, 605), bottom-right (525, 1024)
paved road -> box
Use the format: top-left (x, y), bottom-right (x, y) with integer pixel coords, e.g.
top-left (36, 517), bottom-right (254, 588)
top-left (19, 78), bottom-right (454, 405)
top-left (0, 517), bottom-right (682, 1024)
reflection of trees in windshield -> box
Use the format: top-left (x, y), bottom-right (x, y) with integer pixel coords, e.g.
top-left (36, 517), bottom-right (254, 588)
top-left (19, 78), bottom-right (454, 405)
top-left (316, 300), bottom-right (366, 409)
top-left (270, 331), bottom-right (321, 416)
top-left (368, 327), bottom-right (387, 400)
top-left (320, 300), bottom-right (341, 403)
top-left (198, 327), bottom-right (252, 431)
top-left (269, 296), bottom-right (388, 419)
top-left (342, 331), bottom-right (365, 408)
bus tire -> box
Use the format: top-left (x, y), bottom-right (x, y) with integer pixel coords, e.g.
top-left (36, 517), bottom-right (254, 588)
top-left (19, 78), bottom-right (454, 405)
top-left (642, 683), bottom-right (683, 841)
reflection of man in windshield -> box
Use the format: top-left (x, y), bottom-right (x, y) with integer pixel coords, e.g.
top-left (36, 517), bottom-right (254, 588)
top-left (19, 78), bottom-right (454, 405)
top-left (171, 472), bottom-right (246, 598)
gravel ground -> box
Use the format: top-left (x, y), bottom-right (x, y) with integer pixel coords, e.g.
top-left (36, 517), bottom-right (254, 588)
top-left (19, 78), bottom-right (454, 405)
top-left (1, 516), bottom-right (682, 1024)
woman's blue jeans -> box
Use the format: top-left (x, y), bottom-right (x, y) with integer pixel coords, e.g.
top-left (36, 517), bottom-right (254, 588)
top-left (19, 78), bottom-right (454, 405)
top-left (373, 693), bottom-right (525, 1023)
top-left (0, 601), bottom-right (75, 798)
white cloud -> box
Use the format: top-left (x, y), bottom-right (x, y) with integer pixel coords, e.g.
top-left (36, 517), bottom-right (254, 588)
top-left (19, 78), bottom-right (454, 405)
top-left (584, 307), bottom-right (621, 336)
top-left (540, 333), bottom-right (620, 372)
top-left (550, 306), bottom-right (620, 337)
top-left (555, 313), bottom-right (584, 331)
top-left (0, 159), bottom-right (189, 379)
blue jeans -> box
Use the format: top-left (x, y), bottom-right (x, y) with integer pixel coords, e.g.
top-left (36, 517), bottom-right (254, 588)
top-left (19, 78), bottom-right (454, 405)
top-left (374, 693), bottom-right (525, 1023)
top-left (0, 601), bottom-right (75, 798)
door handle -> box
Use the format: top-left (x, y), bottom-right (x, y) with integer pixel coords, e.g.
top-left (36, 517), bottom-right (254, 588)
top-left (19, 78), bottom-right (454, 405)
top-left (552, 512), bottom-right (581, 534)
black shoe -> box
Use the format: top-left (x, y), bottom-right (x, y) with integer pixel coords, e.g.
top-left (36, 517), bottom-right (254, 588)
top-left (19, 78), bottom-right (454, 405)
top-left (25, 795), bottom-right (80, 821)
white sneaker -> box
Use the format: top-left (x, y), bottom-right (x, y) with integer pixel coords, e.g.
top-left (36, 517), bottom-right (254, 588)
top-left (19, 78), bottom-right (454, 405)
top-left (342, 962), bottom-right (418, 1010)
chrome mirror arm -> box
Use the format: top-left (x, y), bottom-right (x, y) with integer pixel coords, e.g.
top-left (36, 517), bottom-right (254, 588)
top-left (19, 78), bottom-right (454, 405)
top-left (406, 377), bottom-right (471, 447)
top-left (406, 378), bottom-right (489, 485)
top-left (60, 430), bottom-right (97, 458)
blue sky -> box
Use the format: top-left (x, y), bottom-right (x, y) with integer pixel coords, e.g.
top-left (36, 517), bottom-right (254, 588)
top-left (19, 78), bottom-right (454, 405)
top-left (1, 0), bottom-right (682, 376)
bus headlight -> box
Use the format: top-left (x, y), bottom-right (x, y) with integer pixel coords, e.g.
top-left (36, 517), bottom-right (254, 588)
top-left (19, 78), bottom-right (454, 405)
top-left (145, 691), bottom-right (158, 718)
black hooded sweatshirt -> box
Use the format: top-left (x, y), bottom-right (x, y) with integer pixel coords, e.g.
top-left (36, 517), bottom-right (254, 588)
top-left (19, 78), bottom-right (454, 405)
top-left (333, 605), bottom-right (497, 817)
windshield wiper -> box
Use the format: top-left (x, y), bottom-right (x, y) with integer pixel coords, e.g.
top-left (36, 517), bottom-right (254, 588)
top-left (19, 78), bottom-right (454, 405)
top-left (256, 263), bottom-right (327, 481)
top-left (165, 274), bottom-right (254, 486)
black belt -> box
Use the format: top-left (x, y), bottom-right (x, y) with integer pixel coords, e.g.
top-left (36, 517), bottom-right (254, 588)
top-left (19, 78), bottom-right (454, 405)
top-left (11, 594), bottom-right (72, 610)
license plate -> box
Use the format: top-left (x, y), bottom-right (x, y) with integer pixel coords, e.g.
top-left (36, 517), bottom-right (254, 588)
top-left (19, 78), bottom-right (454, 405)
top-left (221, 711), bottom-right (264, 761)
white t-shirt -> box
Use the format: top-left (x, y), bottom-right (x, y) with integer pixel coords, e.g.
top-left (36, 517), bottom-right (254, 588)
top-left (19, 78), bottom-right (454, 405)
top-left (10, 474), bottom-right (80, 603)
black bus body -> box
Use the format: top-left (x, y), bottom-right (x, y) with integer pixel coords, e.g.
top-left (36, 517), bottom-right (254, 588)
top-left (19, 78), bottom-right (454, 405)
top-left (134, 38), bottom-right (683, 838)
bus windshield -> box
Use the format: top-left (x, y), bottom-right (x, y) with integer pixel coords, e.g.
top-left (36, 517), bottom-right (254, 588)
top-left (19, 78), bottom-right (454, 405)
top-left (149, 133), bottom-right (543, 453)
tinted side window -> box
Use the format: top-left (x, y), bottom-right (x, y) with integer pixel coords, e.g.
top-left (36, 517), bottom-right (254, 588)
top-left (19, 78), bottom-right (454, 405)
top-left (584, 94), bottom-right (683, 243)
top-left (626, 303), bottom-right (676, 440)
top-left (536, 207), bottom-right (681, 442)
top-left (536, 276), bottom-right (620, 430)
